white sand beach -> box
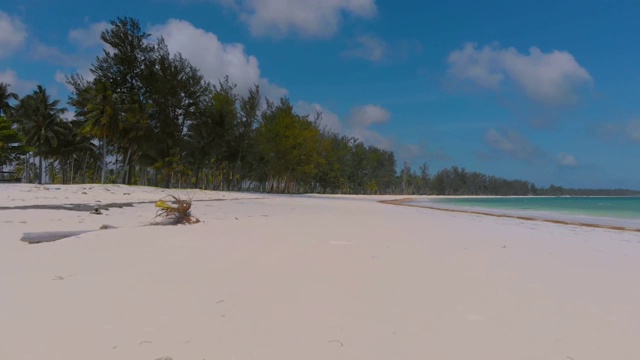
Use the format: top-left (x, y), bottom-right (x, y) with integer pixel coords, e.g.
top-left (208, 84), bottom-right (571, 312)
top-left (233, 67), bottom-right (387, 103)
top-left (1, 184), bottom-right (639, 360)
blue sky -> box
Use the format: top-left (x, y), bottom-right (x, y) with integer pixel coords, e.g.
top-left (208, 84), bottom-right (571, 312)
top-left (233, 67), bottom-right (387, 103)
top-left (1, 0), bottom-right (639, 189)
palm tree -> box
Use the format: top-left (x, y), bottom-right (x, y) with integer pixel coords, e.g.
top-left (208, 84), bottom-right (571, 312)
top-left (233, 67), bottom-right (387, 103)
top-left (0, 115), bottom-right (27, 169)
top-left (0, 82), bottom-right (18, 118)
top-left (81, 80), bottom-right (121, 184)
top-left (14, 85), bottom-right (68, 184)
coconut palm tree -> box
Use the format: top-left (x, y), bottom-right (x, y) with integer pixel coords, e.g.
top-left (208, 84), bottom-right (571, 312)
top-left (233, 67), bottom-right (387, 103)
top-left (14, 85), bottom-right (68, 184)
top-left (81, 80), bottom-right (121, 184)
top-left (0, 82), bottom-right (18, 118)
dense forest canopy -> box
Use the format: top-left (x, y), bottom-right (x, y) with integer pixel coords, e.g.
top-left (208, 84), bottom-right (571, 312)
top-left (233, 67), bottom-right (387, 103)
top-left (0, 17), bottom-right (638, 196)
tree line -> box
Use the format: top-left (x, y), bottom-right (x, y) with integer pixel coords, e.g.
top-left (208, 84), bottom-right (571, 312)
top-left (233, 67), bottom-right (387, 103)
top-left (1, 17), bottom-right (638, 196)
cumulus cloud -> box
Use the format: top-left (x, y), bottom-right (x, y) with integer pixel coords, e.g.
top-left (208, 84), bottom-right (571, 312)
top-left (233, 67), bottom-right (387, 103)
top-left (348, 104), bottom-right (390, 128)
top-left (30, 41), bottom-right (86, 67)
top-left (0, 69), bottom-right (38, 95)
top-left (556, 152), bottom-right (578, 167)
top-left (0, 11), bottom-right (27, 58)
top-left (150, 19), bottom-right (287, 99)
top-left (595, 119), bottom-right (640, 143)
top-left (54, 70), bottom-right (76, 91)
top-left (626, 119), bottom-right (640, 142)
top-left (295, 101), bottom-right (342, 133)
top-left (484, 128), bottom-right (545, 163)
top-left (347, 105), bottom-right (393, 149)
top-left (216, 0), bottom-right (376, 38)
top-left (68, 21), bottom-right (109, 47)
top-left (447, 42), bottom-right (592, 105)
top-left (342, 35), bottom-right (388, 62)
top-left (296, 102), bottom-right (393, 149)
top-left (60, 109), bottom-right (76, 121)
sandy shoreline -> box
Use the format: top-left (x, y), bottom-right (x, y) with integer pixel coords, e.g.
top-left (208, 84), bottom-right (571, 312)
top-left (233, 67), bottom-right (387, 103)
top-left (1, 184), bottom-right (640, 359)
top-left (384, 197), bottom-right (640, 233)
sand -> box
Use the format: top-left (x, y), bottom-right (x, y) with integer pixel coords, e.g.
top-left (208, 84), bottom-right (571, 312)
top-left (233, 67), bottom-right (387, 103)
top-left (1, 184), bottom-right (639, 360)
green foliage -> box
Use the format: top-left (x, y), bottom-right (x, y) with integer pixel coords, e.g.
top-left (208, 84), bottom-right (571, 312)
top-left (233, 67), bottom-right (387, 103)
top-left (0, 115), bottom-right (27, 167)
top-left (0, 82), bottom-right (18, 118)
top-left (255, 98), bottom-right (324, 191)
top-left (13, 85), bottom-right (68, 183)
top-left (430, 166), bottom-right (533, 196)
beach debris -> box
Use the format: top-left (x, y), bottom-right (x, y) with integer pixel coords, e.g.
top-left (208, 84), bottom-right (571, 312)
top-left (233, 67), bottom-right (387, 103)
top-left (20, 195), bottom-right (200, 244)
top-left (328, 340), bottom-right (344, 347)
top-left (153, 195), bottom-right (200, 225)
top-left (51, 273), bottom-right (76, 280)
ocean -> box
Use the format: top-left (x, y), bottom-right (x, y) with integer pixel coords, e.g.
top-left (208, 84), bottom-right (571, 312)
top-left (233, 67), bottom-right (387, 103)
top-left (408, 197), bottom-right (640, 230)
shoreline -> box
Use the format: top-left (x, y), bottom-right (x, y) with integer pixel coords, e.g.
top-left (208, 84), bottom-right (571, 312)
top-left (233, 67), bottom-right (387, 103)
top-left (380, 197), bottom-right (640, 233)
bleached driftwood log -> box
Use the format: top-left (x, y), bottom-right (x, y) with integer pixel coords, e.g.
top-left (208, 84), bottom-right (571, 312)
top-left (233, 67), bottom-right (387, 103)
top-left (20, 225), bottom-right (118, 244)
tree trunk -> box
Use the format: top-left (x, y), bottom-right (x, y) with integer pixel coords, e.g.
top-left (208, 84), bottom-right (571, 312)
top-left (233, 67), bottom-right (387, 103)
top-left (101, 136), bottom-right (107, 184)
top-left (70, 157), bottom-right (74, 184)
top-left (120, 147), bottom-right (132, 184)
top-left (38, 155), bottom-right (43, 184)
top-left (82, 152), bottom-right (88, 184)
top-left (24, 154), bottom-right (30, 183)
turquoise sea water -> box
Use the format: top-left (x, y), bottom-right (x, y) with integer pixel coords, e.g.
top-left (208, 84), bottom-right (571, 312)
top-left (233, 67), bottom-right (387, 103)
top-left (409, 197), bottom-right (640, 229)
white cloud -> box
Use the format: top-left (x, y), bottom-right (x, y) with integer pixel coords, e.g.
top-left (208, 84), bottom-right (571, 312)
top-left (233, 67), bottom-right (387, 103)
top-left (31, 41), bottom-right (85, 67)
top-left (347, 105), bottom-right (392, 149)
top-left (556, 152), bottom-right (578, 167)
top-left (54, 70), bottom-right (76, 91)
top-left (216, 0), bottom-right (376, 38)
top-left (596, 119), bottom-right (640, 143)
top-left (68, 21), bottom-right (109, 48)
top-left (342, 35), bottom-right (388, 62)
top-left (0, 69), bottom-right (37, 95)
top-left (626, 119), bottom-right (640, 142)
top-left (61, 109), bottom-right (76, 122)
top-left (485, 129), bottom-right (545, 163)
top-left (348, 104), bottom-right (390, 128)
top-left (150, 19), bottom-right (287, 100)
top-left (258, 78), bottom-right (288, 100)
top-left (448, 42), bottom-right (592, 105)
top-left (448, 42), bottom-right (504, 90)
top-left (0, 11), bottom-right (27, 58)
top-left (295, 101), bottom-right (342, 133)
